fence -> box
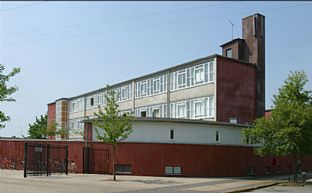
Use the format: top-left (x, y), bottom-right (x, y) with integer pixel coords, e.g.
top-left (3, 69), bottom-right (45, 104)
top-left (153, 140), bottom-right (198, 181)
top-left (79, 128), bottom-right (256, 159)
top-left (24, 143), bottom-right (68, 177)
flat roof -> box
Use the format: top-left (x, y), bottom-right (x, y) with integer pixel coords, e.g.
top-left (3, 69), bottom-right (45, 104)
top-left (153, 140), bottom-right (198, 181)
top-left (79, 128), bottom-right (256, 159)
top-left (220, 38), bottom-right (245, 47)
top-left (84, 117), bottom-right (251, 128)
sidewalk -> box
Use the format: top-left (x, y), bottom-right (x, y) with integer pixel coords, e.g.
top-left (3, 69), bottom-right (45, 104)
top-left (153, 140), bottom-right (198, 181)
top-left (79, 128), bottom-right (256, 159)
top-left (0, 169), bottom-right (309, 193)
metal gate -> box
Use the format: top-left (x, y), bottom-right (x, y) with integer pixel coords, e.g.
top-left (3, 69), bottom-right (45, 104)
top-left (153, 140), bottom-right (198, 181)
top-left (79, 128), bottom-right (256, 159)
top-left (83, 146), bottom-right (109, 174)
top-left (24, 143), bottom-right (68, 177)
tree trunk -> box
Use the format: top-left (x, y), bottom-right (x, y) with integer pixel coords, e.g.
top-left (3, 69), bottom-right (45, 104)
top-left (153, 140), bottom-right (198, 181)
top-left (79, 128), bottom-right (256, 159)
top-left (293, 154), bottom-right (298, 182)
top-left (113, 144), bottom-right (116, 181)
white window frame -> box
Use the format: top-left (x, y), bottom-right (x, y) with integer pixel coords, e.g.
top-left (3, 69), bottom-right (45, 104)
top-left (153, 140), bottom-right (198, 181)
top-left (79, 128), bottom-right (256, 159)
top-left (194, 65), bottom-right (204, 84)
top-left (153, 77), bottom-right (160, 93)
top-left (208, 96), bottom-right (214, 117)
top-left (209, 61), bottom-right (214, 82)
top-left (177, 70), bottom-right (186, 88)
top-left (121, 86), bottom-right (129, 100)
top-left (194, 99), bottom-right (204, 118)
top-left (140, 81), bottom-right (147, 96)
top-left (152, 107), bottom-right (160, 118)
top-left (177, 102), bottom-right (186, 118)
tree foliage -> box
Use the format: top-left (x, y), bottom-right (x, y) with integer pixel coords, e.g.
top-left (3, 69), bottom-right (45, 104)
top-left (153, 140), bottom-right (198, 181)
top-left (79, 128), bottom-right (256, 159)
top-left (28, 114), bottom-right (68, 139)
top-left (94, 86), bottom-right (133, 180)
top-left (0, 64), bottom-right (21, 128)
top-left (243, 71), bottom-right (312, 181)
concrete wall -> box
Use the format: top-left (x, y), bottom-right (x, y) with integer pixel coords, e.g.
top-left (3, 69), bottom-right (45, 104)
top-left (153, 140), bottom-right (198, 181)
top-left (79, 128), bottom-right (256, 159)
top-left (92, 121), bottom-right (243, 145)
top-left (170, 83), bottom-right (215, 102)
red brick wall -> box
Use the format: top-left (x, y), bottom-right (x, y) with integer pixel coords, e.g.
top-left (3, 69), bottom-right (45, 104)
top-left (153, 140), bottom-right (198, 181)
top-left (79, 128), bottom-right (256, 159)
top-left (47, 103), bottom-right (56, 124)
top-left (47, 103), bottom-right (56, 139)
top-left (1, 140), bottom-right (312, 177)
top-left (216, 56), bottom-right (257, 124)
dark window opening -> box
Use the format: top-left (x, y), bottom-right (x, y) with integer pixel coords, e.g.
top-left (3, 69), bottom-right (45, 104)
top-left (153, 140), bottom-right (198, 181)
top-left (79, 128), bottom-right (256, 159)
top-left (226, 48), bottom-right (232, 58)
top-left (215, 131), bottom-right (220, 142)
top-left (165, 166), bottom-right (181, 175)
top-left (140, 111), bottom-right (146, 117)
top-left (90, 98), bottom-right (94, 106)
top-left (116, 164), bottom-right (132, 174)
top-left (170, 129), bottom-right (175, 140)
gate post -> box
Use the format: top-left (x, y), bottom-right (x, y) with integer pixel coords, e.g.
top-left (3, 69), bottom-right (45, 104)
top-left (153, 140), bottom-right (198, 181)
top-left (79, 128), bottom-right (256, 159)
top-left (47, 144), bottom-right (50, 176)
top-left (24, 143), bottom-right (27, 178)
top-left (65, 145), bottom-right (68, 175)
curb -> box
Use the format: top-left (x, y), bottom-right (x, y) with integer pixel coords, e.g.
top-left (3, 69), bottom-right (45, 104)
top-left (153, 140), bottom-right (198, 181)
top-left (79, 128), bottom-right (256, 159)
top-left (225, 182), bottom-right (281, 193)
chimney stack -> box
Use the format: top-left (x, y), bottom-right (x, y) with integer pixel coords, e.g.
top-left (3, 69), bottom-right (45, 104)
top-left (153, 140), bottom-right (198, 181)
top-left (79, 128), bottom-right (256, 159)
top-left (242, 13), bottom-right (265, 118)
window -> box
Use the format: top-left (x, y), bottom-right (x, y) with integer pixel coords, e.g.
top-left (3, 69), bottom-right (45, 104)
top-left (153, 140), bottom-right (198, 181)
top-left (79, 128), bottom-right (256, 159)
top-left (97, 94), bottom-right (102, 105)
top-left (216, 131), bottom-right (220, 142)
top-left (153, 109), bottom-right (160, 118)
top-left (140, 111), bottom-right (146, 117)
top-left (177, 103), bottom-right (186, 118)
top-left (121, 87), bottom-right (129, 100)
top-left (209, 62), bottom-right (214, 82)
top-left (165, 166), bottom-right (181, 175)
top-left (170, 129), bottom-right (175, 140)
top-left (208, 96), bottom-right (214, 117)
top-left (194, 100), bottom-right (204, 117)
top-left (140, 81), bottom-right (147, 96)
top-left (194, 65), bottom-right (204, 84)
top-left (177, 70), bottom-right (186, 88)
top-left (229, 117), bottom-right (237, 124)
top-left (71, 102), bottom-right (75, 112)
top-left (226, 48), bottom-right (232, 58)
top-left (90, 98), bottom-right (94, 106)
top-left (153, 78), bottom-right (160, 93)
top-left (116, 164), bottom-right (132, 174)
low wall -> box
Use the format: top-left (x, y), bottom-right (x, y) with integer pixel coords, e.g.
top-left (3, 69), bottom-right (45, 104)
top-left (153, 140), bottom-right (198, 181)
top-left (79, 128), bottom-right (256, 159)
top-left (0, 139), bottom-right (311, 177)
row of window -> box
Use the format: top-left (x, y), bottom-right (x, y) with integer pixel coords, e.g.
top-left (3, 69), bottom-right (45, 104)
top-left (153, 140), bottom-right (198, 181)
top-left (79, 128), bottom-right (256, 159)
top-left (170, 62), bottom-right (214, 91)
top-left (68, 118), bottom-right (84, 130)
top-left (134, 104), bottom-right (167, 118)
top-left (69, 61), bottom-right (215, 113)
top-left (116, 84), bottom-right (133, 102)
top-left (170, 96), bottom-right (214, 119)
top-left (133, 96), bottom-right (214, 119)
top-left (135, 74), bottom-right (167, 98)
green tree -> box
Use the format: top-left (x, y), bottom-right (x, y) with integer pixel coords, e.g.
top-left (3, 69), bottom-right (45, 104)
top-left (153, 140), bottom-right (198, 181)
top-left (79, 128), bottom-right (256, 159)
top-left (94, 86), bottom-right (133, 181)
top-left (243, 71), bottom-right (312, 182)
top-left (28, 114), bottom-right (68, 139)
top-left (0, 64), bottom-right (21, 128)
top-left (28, 114), bottom-right (48, 139)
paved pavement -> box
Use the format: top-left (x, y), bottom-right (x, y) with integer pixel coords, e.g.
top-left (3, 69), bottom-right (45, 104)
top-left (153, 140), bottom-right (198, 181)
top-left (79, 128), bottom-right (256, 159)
top-left (0, 169), bottom-right (296, 193)
top-left (246, 180), bottom-right (312, 193)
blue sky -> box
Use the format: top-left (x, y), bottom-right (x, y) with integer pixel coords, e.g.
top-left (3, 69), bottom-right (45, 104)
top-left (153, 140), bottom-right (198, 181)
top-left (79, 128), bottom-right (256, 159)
top-left (0, 1), bottom-right (312, 137)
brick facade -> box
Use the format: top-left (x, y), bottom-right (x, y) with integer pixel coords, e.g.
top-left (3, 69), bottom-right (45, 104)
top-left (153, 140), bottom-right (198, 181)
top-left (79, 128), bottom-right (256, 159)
top-left (216, 56), bottom-right (257, 124)
top-left (1, 140), bottom-right (311, 177)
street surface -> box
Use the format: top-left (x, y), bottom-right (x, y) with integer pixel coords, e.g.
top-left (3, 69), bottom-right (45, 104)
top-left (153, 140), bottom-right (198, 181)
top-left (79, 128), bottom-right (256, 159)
top-left (0, 169), bottom-right (301, 193)
top-left (246, 181), bottom-right (312, 193)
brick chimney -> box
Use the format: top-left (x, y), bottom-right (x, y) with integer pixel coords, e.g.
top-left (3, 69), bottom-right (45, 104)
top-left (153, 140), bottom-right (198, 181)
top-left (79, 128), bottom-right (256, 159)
top-left (242, 13), bottom-right (265, 118)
